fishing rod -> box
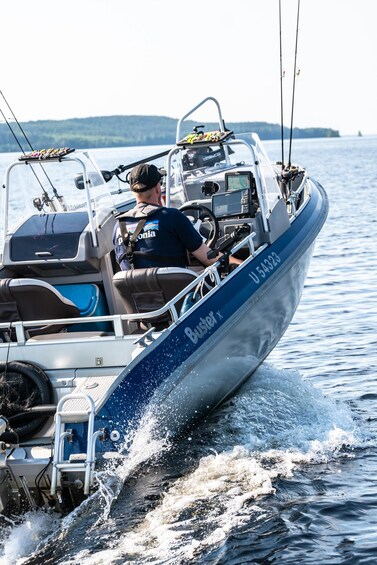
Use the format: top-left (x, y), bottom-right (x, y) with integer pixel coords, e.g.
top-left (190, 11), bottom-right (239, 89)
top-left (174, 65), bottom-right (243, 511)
top-left (0, 106), bottom-right (25, 156)
top-left (74, 148), bottom-right (171, 190)
top-left (0, 91), bottom-right (66, 209)
top-left (0, 91), bottom-right (34, 153)
top-left (111, 149), bottom-right (171, 181)
top-left (0, 106), bottom-right (58, 211)
top-left (287, 0), bottom-right (301, 169)
top-left (279, 0), bottom-right (285, 169)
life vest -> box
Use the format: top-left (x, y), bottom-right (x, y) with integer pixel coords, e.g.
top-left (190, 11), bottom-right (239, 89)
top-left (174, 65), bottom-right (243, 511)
top-left (118, 202), bottom-right (186, 269)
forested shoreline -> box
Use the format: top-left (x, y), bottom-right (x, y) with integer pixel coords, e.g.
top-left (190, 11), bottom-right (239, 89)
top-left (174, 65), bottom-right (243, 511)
top-left (0, 115), bottom-right (339, 152)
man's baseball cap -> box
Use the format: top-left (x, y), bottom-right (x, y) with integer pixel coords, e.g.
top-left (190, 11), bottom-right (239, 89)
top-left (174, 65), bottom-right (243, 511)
top-left (129, 164), bottom-right (163, 193)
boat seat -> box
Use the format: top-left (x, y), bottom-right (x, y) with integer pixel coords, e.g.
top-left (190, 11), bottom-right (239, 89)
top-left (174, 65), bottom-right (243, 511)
top-left (0, 278), bottom-right (80, 338)
top-left (113, 267), bottom-right (198, 329)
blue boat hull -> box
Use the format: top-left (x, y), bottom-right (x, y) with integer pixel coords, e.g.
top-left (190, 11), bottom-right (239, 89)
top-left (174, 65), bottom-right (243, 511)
top-left (76, 179), bottom-right (329, 450)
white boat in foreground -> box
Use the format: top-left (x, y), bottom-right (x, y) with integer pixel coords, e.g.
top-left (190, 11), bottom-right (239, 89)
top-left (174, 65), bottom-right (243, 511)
top-left (0, 97), bottom-right (328, 514)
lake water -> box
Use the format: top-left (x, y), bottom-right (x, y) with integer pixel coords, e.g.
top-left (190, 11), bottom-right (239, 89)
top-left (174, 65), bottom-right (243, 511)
top-left (0, 136), bottom-right (376, 564)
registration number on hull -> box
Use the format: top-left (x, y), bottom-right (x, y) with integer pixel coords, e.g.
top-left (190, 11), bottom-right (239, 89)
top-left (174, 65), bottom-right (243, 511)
top-left (248, 252), bottom-right (281, 284)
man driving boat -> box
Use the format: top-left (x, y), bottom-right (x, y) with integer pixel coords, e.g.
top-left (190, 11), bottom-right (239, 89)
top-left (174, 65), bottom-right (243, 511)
top-left (112, 164), bottom-right (221, 270)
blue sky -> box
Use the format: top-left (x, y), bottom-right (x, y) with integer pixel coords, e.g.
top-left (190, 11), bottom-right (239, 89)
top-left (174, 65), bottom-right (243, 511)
top-left (1, 0), bottom-right (376, 134)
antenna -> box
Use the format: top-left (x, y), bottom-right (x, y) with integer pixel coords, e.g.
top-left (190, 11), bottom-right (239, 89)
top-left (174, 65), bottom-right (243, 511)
top-left (279, 0), bottom-right (284, 169)
top-left (287, 0), bottom-right (301, 169)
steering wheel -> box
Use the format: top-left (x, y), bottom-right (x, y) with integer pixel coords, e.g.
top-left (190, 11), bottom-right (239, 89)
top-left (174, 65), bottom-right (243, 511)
top-left (179, 203), bottom-right (220, 248)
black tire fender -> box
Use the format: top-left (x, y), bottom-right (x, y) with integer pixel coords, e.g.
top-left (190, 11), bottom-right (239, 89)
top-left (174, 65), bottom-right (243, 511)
top-left (0, 361), bottom-right (53, 442)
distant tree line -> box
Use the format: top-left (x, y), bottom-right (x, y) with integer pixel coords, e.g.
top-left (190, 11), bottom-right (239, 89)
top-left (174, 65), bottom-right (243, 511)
top-left (0, 115), bottom-right (339, 153)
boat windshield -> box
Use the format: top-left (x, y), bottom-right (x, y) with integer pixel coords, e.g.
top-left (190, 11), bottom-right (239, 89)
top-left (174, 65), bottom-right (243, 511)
top-left (2, 151), bottom-right (116, 240)
top-left (167, 132), bottom-right (282, 215)
top-left (250, 133), bottom-right (282, 214)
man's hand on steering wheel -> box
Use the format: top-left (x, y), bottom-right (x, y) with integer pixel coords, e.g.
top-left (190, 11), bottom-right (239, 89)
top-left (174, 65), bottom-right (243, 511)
top-left (179, 203), bottom-right (220, 248)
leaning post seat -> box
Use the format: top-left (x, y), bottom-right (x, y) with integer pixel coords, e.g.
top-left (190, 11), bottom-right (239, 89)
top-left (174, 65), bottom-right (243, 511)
top-left (0, 278), bottom-right (80, 337)
top-left (112, 267), bottom-right (198, 327)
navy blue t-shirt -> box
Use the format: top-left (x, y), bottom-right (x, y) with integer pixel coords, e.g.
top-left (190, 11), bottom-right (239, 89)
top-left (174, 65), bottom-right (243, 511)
top-left (113, 206), bottom-right (203, 270)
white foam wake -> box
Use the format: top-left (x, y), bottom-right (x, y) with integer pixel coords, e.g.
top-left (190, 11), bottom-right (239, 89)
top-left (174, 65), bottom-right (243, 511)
top-left (65, 364), bottom-right (358, 565)
top-left (0, 511), bottom-right (59, 565)
top-left (0, 411), bottom-right (172, 565)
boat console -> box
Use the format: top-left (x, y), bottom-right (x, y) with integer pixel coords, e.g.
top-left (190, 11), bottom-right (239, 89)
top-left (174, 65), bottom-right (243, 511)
top-left (2, 150), bottom-right (115, 279)
top-left (211, 172), bottom-right (258, 219)
top-left (2, 211), bottom-right (117, 278)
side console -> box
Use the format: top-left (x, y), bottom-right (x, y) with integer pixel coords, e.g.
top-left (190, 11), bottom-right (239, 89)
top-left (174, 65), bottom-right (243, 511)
top-left (2, 211), bottom-right (116, 278)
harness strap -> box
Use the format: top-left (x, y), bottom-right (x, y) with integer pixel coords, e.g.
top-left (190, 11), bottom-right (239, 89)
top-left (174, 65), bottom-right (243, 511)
top-left (119, 218), bottom-right (148, 269)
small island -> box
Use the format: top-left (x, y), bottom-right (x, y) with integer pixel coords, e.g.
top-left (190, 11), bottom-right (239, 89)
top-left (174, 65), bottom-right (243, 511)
top-left (0, 115), bottom-right (340, 153)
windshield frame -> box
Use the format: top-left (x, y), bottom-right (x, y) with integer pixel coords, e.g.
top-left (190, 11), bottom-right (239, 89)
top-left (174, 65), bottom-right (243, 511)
top-left (1, 151), bottom-right (115, 249)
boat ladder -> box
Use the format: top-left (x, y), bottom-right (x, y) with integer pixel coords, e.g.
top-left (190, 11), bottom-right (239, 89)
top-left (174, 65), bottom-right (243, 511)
top-left (50, 393), bottom-right (103, 497)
